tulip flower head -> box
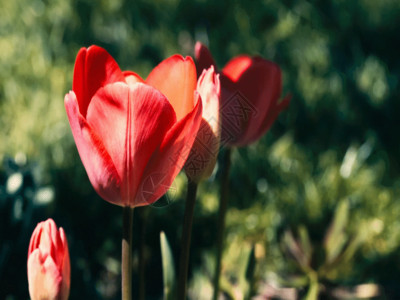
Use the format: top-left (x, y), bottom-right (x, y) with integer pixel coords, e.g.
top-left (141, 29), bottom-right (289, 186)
top-left (65, 46), bottom-right (202, 207)
top-left (195, 42), bottom-right (291, 147)
top-left (184, 66), bottom-right (221, 182)
top-left (27, 219), bottom-right (70, 300)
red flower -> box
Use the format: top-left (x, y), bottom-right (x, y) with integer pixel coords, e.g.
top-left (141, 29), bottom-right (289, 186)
top-left (65, 46), bottom-right (202, 207)
top-left (195, 42), bottom-right (291, 147)
top-left (27, 219), bottom-right (70, 300)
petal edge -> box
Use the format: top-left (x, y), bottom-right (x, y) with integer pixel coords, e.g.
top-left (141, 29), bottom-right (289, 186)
top-left (65, 91), bottom-right (122, 205)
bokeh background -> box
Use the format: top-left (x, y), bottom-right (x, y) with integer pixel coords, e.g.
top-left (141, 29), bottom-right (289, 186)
top-left (1, 0), bottom-right (400, 299)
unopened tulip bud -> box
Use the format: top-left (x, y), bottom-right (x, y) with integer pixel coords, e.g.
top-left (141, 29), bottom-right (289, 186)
top-left (185, 66), bottom-right (221, 182)
top-left (27, 219), bottom-right (70, 300)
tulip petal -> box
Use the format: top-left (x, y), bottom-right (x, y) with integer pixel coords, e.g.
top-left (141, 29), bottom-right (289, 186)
top-left (87, 82), bottom-right (176, 206)
top-left (198, 66), bottom-right (220, 129)
top-left (243, 94), bottom-right (291, 145)
top-left (146, 55), bottom-right (197, 121)
top-left (221, 55), bottom-right (253, 82)
top-left (221, 57), bottom-right (282, 146)
top-left (59, 228), bottom-right (71, 299)
top-left (73, 46), bottom-right (125, 117)
top-left (194, 42), bottom-right (218, 77)
top-left (65, 91), bottom-right (122, 205)
top-left (28, 224), bottom-right (42, 255)
top-left (222, 56), bottom-right (281, 112)
top-left (137, 94), bottom-right (202, 206)
top-left (123, 71), bottom-right (145, 86)
top-left (39, 220), bottom-right (61, 267)
top-left (28, 250), bottom-right (63, 300)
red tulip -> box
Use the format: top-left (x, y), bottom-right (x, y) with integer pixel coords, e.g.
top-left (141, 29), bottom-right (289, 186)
top-left (27, 219), bottom-right (70, 300)
top-left (65, 46), bottom-right (202, 207)
top-left (184, 66), bottom-right (221, 182)
top-left (195, 42), bottom-right (291, 147)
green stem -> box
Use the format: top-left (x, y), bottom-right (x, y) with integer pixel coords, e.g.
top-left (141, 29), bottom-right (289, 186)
top-left (138, 207), bottom-right (148, 300)
top-left (304, 271), bottom-right (319, 300)
top-left (213, 148), bottom-right (232, 300)
top-left (122, 206), bottom-right (134, 300)
top-left (177, 180), bottom-right (199, 300)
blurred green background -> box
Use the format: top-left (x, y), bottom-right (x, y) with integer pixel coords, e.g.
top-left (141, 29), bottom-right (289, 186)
top-left (1, 0), bottom-right (400, 299)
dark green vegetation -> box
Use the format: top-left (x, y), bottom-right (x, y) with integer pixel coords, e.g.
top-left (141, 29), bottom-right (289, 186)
top-left (1, 0), bottom-right (400, 298)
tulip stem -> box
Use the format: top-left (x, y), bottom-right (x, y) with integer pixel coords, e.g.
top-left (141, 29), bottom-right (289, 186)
top-left (138, 207), bottom-right (149, 300)
top-left (213, 148), bottom-right (232, 300)
top-left (122, 206), bottom-right (134, 300)
top-left (177, 180), bottom-right (199, 300)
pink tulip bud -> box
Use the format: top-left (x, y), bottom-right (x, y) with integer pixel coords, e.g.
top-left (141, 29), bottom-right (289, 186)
top-left (185, 66), bottom-right (221, 182)
top-left (27, 219), bottom-right (70, 300)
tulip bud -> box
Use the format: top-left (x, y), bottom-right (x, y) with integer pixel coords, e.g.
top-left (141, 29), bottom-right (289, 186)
top-left (27, 219), bottom-right (70, 300)
top-left (185, 66), bottom-right (221, 182)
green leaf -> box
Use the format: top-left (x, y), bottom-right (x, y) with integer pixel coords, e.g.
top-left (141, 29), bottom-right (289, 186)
top-left (219, 275), bottom-right (237, 300)
top-left (283, 229), bottom-right (310, 271)
top-left (245, 244), bottom-right (256, 281)
top-left (245, 244), bottom-right (256, 300)
top-left (298, 225), bottom-right (312, 265)
top-left (160, 231), bottom-right (176, 300)
top-left (323, 199), bottom-right (349, 263)
top-left (339, 222), bottom-right (369, 265)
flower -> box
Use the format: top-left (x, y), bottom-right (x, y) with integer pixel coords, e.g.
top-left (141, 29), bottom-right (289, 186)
top-left (27, 219), bottom-right (70, 300)
top-left (195, 42), bottom-right (291, 147)
top-left (184, 66), bottom-right (221, 182)
top-left (65, 45), bottom-right (202, 207)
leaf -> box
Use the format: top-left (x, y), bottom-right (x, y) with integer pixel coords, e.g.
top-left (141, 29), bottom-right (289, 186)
top-left (323, 199), bottom-right (349, 263)
top-left (160, 231), bottom-right (176, 300)
top-left (219, 275), bottom-right (237, 300)
top-left (245, 244), bottom-right (256, 300)
top-left (298, 225), bottom-right (312, 265)
top-left (338, 221), bottom-right (369, 265)
top-left (245, 244), bottom-right (256, 281)
top-left (283, 229), bottom-right (310, 271)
